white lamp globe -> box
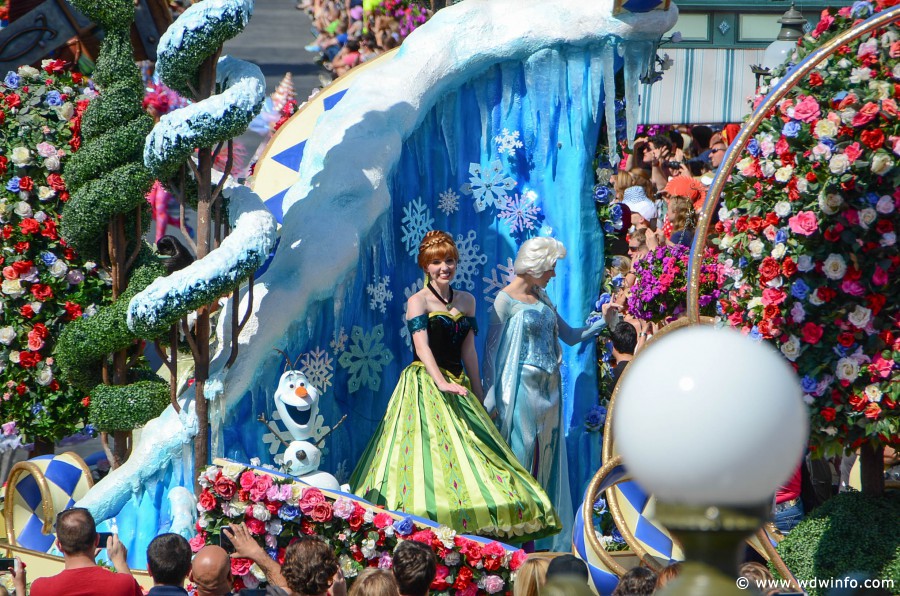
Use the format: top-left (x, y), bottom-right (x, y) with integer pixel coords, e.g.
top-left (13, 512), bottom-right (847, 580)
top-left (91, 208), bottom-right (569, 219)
top-left (613, 325), bottom-right (808, 506)
top-left (763, 40), bottom-right (796, 72)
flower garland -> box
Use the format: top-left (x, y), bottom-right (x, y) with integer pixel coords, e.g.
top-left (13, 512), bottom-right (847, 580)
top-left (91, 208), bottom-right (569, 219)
top-left (626, 244), bottom-right (719, 323)
top-left (375, 1), bottom-right (431, 39)
top-left (0, 62), bottom-right (108, 447)
top-left (194, 463), bottom-right (526, 595)
top-left (715, 1), bottom-right (900, 457)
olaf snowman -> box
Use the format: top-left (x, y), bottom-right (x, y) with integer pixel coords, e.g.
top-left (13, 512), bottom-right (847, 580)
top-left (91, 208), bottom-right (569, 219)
top-left (271, 351), bottom-right (340, 490)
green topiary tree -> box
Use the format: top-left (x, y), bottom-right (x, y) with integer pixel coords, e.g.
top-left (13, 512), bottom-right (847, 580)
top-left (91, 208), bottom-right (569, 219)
top-left (54, 0), bottom-right (169, 468)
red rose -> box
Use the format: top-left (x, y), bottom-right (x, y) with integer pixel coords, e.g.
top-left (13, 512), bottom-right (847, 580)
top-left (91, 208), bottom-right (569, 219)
top-left (72, 72), bottom-right (83, 84)
top-left (837, 332), bottom-right (856, 348)
top-left (298, 487), bottom-right (326, 515)
top-left (14, 242), bottom-right (29, 254)
top-left (509, 549), bottom-right (528, 571)
top-left (852, 102), bottom-right (880, 127)
top-left (861, 129), bottom-right (885, 149)
top-left (64, 301), bottom-right (83, 320)
top-left (244, 517), bottom-right (265, 535)
top-left (82, 396), bottom-right (90, 407)
top-left (299, 519), bottom-right (316, 535)
top-left (12, 260), bottom-right (32, 274)
top-left (762, 287), bottom-right (786, 306)
top-left (849, 395), bottom-right (867, 412)
top-left (20, 305), bottom-right (34, 319)
top-left (747, 216), bottom-right (765, 234)
top-left (42, 59), bottom-right (66, 73)
top-left (431, 565), bottom-right (452, 591)
top-left (866, 293), bottom-right (886, 315)
top-left (5, 94), bottom-right (20, 108)
top-left (19, 218), bottom-right (39, 235)
top-left (40, 220), bottom-right (57, 240)
top-left (762, 304), bottom-right (781, 320)
top-left (782, 257), bottom-right (798, 277)
top-left (348, 503), bottom-right (366, 531)
top-left (18, 176), bottom-right (33, 192)
top-left (213, 475), bottom-right (236, 500)
top-left (758, 257), bottom-right (780, 282)
top-left (735, 216), bottom-right (749, 233)
top-left (816, 287), bottom-right (836, 303)
top-left (46, 173), bottom-right (66, 192)
top-left (32, 323), bottom-right (48, 338)
top-left (265, 501), bottom-right (280, 515)
top-left (876, 218), bottom-right (894, 234)
top-left (453, 567), bottom-right (474, 591)
top-left (19, 351), bottom-right (41, 368)
top-left (373, 512), bottom-right (394, 529)
top-left (800, 322), bottom-right (824, 344)
top-left (309, 501), bottom-right (333, 523)
top-left (230, 557), bottom-right (253, 577)
top-left (31, 284), bottom-right (53, 301)
top-left (0, 155), bottom-right (7, 175)
top-left (15, 384), bottom-right (26, 396)
top-left (198, 489), bottom-right (217, 511)
top-left (820, 407), bottom-right (836, 422)
top-left (808, 71), bottom-right (824, 87)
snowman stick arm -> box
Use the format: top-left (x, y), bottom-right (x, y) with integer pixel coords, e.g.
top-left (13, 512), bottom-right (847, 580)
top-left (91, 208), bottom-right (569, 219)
top-left (257, 414), bottom-right (292, 448)
top-left (315, 415), bottom-right (348, 447)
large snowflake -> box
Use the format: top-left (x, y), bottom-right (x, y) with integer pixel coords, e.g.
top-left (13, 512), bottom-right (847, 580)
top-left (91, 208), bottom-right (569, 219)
top-left (399, 279), bottom-right (424, 350)
top-left (437, 188), bottom-right (460, 216)
top-left (366, 275), bottom-right (393, 313)
top-left (330, 326), bottom-right (348, 354)
top-left (494, 128), bottom-right (523, 156)
top-left (338, 325), bottom-right (394, 393)
top-left (299, 347), bottom-right (334, 394)
top-left (453, 230), bottom-right (488, 291)
top-left (498, 190), bottom-right (542, 234)
top-left (400, 197), bottom-right (434, 256)
top-left (460, 160), bottom-right (517, 212)
top-left (483, 258), bottom-right (516, 304)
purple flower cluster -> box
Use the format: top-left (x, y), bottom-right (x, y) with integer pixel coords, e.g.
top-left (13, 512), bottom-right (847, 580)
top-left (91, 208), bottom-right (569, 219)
top-left (626, 244), bottom-right (720, 322)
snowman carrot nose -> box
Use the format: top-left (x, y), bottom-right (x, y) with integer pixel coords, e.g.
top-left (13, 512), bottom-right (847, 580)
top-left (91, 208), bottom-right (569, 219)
top-left (294, 385), bottom-right (308, 398)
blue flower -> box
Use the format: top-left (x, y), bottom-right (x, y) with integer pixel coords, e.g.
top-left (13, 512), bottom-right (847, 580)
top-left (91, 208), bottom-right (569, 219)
top-left (595, 293), bottom-right (612, 310)
top-left (782, 121), bottom-right (801, 138)
top-left (834, 344), bottom-right (853, 358)
top-left (800, 375), bottom-right (818, 394)
top-left (851, 1), bottom-right (874, 17)
top-left (593, 495), bottom-right (607, 516)
top-left (585, 405), bottom-right (607, 430)
top-left (593, 185), bottom-right (613, 205)
top-left (40, 252), bottom-right (57, 266)
top-left (4, 71), bottom-right (19, 89)
top-left (611, 527), bottom-right (625, 544)
top-left (31, 403), bottom-right (44, 415)
top-left (790, 279), bottom-right (809, 301)
top-left (738, 257), bottom-right (748, 269)
top-left (278, 505), bottom-right (300, 521)
top-left (775, 228), bottom-right (788, 244)
top-left (266, 547), bottom-right (279, 560)
top-left (821, 138), bottom-right (837, 151)
top-left (394, 516), bottom-right (415, 536)
top-left (6, 177), bottom-right (20, 193)
top-left (747, 139), bottom-right (760, 157)
top-left (749, 327), bottom-right (762, 342)
top-left (611, 274), bottom-right (624, 288)
top-left (603, 221), bottom-right (615, 234)
top-left (83, 424), bottom-right (95, 436)
top-left (864, 192), bottom-right (879, 206)
top-left (45, 91), bottom-right (62, 107)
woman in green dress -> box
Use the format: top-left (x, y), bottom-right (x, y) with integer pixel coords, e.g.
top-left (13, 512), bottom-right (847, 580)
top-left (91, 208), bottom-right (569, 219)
top-left (351, 230), bottom-right (560, 543)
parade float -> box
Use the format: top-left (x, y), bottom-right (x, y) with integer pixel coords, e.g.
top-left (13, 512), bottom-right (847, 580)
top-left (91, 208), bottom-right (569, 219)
top-left (0, 0), bottom-right (896, 594)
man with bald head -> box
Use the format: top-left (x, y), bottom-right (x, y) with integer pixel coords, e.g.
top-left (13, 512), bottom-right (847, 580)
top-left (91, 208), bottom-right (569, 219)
top-left (191, 523), bottom-right (292, 595)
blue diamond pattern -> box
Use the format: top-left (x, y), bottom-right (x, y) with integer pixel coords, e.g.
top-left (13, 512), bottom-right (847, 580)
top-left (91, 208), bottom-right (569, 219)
top-left (323, 89), bottom-right (348, 111)
top-left (634, 515), bottom-right (675, 560)
top-left (45, 460), bottom-right (83, 496)
top-left (617, 480), bottom-right (650, 512)
top-left (16, 474), bottom-right (42, 511)
top-left (272, 140), bottom-right (307, 173)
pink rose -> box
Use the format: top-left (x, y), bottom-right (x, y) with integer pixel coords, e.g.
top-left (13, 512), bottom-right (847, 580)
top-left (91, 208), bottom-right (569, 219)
top-left (840, 280), bottom-right (865, 296)
top-left (509, 549), bottom-right (528, 571)
top-left (332, 497), bottom-right (355, 519)
top-left (374, 512), bottom-right (394, 529)
top-left (793, 96), bottom-right (821, 123)
top-left (298, 487), bottom-right (327, 514)
top-left (873, 267), bottom-right (888, 286)
top-left (762, 288), bottom-right (786, 306)
top-left (239, 471), bottom-right (256, 490)
top-left (852, 102), bottom-right (880, 127)
top-left (481, 575), bottom-right (505, 594)
top-left (871, 355), bottom-right (894, 378)
top-left (843, 142), bottom-right (863, 163)
top-left (788, 211), bottom-right (818, 236)
top-left (231, 557), bottom-right (253, 576)
top-left (189, 533), bottom-right (206, 553)
top-left (249, 474), bottom-right (273, 502)
top-left (811, 11), bottom-right (834, 38)
top-left (309, 501), bottom-right (333, 523)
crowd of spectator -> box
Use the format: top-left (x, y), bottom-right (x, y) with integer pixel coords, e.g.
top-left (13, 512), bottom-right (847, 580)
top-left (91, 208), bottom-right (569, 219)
top-left (297, 0), bottom-right (429, 85)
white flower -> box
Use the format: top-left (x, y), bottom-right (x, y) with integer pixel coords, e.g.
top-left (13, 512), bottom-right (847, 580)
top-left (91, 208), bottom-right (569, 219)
top-left (37, 186), bottom-right (56, 201)
top-left (13, 202), bottom-right (32, 218)
top-left (221, 462), bottom-right (244, 481)
top-left (54, 103), bottom-right (74, 121)
top-left (835, 357), bottom-right (860, 382)
top-left (33, 211), bottom-right (46, 223)
top-left (847, 305), bottom-right (872, 328)
top-left (10, 147), bottom-right (31, 167)
top-left (814, 119), bottom-right (838, 139)
top-left (1, 280), bottom-right (24, 298)
top-left (17, 65), bottom-right (39, 78)
top-left (760, 160), bottom-right (777, 178)
top-left (49, 260), bottom-right (68, 278)
top-left (836, 58), bottom-right (852, 69)
top-left (859, 208), bottom-right (878, 229)
top-left (737, 157), bottom-right (755, 175)
top-left (840, 108), bottom-right (857, 125)
top-left (434, 526), bottom-right (457, 549)
top-left (894, 63), bottom-right (900, 79)
top-left (797, 178), bottom-right (808, 194)
top-left (864, 385), bottom-right (882, 403)
top-left (244, 570), bottom-right (262, 587)
top-left (36, 367), bottom-right (53, 386)
top-left (197, 516), bottom-right (208, 529)
top-left (748, 239), bottom-right (765, 259)
top-left (822, 254), bottom-right (847, 280)
top-left (444, 551), bottom-right (461, 566)
top-left (43, 155), bottom-right (60, 172)
top-left (747, 297), bottom-right (763, 311)
top-left (66, 270), bottom-right (84, 285)
top-left (780, 335), bottom-right (801, 361)
top-left (797, 255), bottom-right (815, 272)
top-left (868, 79), bottom-right (892, 100)
top-left (339, 555), bottom-right (359, 578)
top-left (876, 195), bottom-right (895, 214)
top-left (30, 301), bottom-right (42, 314)
top-left (812, 142), bottom-right (833, 161)
top-left (774, 201), bottom-right (792, 218)
top-left (719, 234), bottom-right (733, 249)
top-left (829, 154), bottom-right (851, 175)
top-left (823, 426), bottom-right (838, 437)
top-left (819, 193), bottom-right (843, 215)
top-left (775, 166), bottom-right (794, 183)
top-left (8, 351), bottom-right (19, 364)
top-left (771, 243), bottom-right (787, 259)
top-left (265, 519), bottom-right (283, 535)
top-left (809, 290), bottom-right (825, 306)
top-left (251, 503), bottom-right (271, 521)
top-left (0, 327), bottom-right (16, 345)
top-left (766, 276), bottom-right (783, 289)
top-left (871, 153), bottom-right (894, 175)
top-left (719, 205), bottom-right (733, 221)
top-left (881, 232), bottom-right (897, 247)
top-left (849, 67), bottom-right (872, 83)
top-left (759, 135), bottom-right (775, 157)
top-left (98, 270), bottom-right (112, 284)
top-left (803, 394), bottom-right (815, 406)
top-left (791, 302), bottom-right (806, 323)
top-left (84, 261), bottom-right (96, 271)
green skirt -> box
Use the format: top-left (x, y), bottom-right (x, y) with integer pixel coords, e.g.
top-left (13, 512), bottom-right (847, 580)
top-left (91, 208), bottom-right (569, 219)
top-left (350, 362), bottom-right (561, 542)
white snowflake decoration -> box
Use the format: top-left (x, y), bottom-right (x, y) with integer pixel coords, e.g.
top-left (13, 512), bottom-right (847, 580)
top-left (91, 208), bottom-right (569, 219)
top-left (498, 190), bottom-right (541, 234)
top-left (400, 197), bottom-right (434, 256)
top-left (261, 410), bottom-right (293, 456)
top-left (460, 160), bottom-right (517, 212)
top-left (299, 347), bottom-right (334, 394)
top-left (494, 128), bottom-right (523, 156)
top-left (437, 188), bottom-right (460, 216)
top-left (399, 279), bottom-right (424, 350)
top-left (330, 327), bottom-right (348, 354)
top-left (334, 459), bottom-right (350, 485)
top-left (453, 230), bottom-right (488, 291)
top-left (338, 325), bottom-right (394, 393)
top-left (366, 275), bottom-right (393, 313)
top-left (483, 258), bottom-right (516, 304)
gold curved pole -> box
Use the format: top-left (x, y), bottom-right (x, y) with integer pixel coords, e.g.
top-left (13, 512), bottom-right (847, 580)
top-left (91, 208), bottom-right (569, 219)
top-left (686, 5), bottom-right (900, 323)
top-left (581, 454), bottom-right (630, 577)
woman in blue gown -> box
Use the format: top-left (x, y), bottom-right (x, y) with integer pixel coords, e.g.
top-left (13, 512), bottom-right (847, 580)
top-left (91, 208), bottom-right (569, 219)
top-left (484, 237), bottom-right (617, 551)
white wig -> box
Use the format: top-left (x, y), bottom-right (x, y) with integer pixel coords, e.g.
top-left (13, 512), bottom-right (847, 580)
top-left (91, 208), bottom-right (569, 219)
top-left (514, 237), bottom-right (567, 277)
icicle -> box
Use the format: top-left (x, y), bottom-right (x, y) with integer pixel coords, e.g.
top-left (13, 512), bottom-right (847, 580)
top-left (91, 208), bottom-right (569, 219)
top-left (565, 50), bottom-right (584, 145)
top-left (589, 44), bottom-right (604, 123)
top-left (602, 41), bottom-right (619, 167)
top-left (500, 62), bottom-right (517, 120)
top-left (622, 40), bottom-right (655, 148)
top-left (474, 78), bottom-right (491, 157)
top-left (440, 92), bottom-right (459, 178)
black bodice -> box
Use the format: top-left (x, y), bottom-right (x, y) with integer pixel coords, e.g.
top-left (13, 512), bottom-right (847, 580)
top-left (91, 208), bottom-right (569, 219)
top-left (408, 313), bottom-right (477, 376)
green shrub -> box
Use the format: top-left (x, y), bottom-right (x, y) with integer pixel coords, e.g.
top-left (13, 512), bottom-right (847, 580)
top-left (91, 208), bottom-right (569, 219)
top-left (774, 491), bottom-right (900, 596)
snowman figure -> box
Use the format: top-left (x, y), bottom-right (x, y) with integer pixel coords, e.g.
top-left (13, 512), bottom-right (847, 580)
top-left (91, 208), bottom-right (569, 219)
top-left (272, 367), bottom-right (338, 489)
